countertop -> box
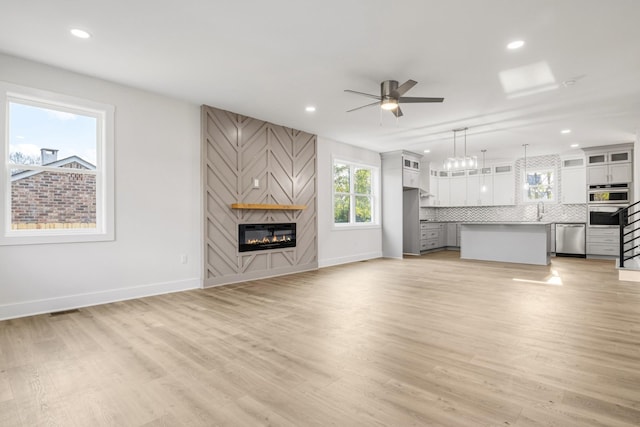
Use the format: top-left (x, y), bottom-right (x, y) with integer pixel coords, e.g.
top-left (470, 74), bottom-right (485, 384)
top-left (421, 220), bottom-right (553, 225)
top-left (459, 221), bottom-right (553, 226)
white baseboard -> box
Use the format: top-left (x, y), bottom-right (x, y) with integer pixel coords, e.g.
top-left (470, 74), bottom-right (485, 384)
top-left (318, 251), bottom-right (382, 268)
top-left (0, 278), bottom-right (201, 321)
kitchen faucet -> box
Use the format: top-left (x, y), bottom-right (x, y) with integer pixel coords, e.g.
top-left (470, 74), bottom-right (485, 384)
top-left (537, 201), bottom-right (545, 221)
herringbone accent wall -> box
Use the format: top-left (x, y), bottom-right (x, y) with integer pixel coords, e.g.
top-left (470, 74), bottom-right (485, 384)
top-left (202, 106), bottom-right (317, 286)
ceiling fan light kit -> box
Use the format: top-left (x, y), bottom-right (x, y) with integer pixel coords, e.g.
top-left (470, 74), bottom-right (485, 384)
top-left (381, 98), bottom-right (398, 110)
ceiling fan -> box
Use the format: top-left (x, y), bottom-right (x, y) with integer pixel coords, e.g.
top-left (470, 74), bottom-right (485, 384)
top-left (344, 79), bottom-right (444, 117)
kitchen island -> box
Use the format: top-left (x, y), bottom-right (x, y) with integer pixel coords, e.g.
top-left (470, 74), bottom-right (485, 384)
top-left (460, 222), bottom-right (552, 265)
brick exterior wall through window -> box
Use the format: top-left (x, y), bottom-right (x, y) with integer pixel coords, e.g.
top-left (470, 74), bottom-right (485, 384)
top-left (11, 161), bottom-right (96, 228)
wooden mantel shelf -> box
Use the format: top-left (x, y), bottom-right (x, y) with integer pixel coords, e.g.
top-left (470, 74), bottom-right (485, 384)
top-left (230, 203), bottom-right (307, 210)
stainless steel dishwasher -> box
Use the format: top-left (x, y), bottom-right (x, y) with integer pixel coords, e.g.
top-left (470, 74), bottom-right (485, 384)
top-left (555, 223), bottom-right (586, 257)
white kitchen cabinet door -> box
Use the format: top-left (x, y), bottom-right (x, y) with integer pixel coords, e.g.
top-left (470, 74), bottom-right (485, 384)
top-left (609, 150), bottom-right (632, 163)
top-left (588, 163), bottom-right (632, 184)
top-left (561, 167), bottom-right (586, 204)
top-left (428, 171), bottom-right (439, 206)
top-left (437, 174), bottom-right (450, 206)
top-left (587, 165), bottom-right (608, 185)
top-left (478, 168), bottom-right (493, 205)
top-left (492, 171), bottom-right (515, 205)
top-left (466, 173), bottom-right (480, 206)
top-left (587, 152), bottom-right (607, 165)
top-left (449, 174), bottom-right (466, 206)
top-left (403, 169), bottom-right (420, 188)
top-left (610, 162), bottom-right (632, 183)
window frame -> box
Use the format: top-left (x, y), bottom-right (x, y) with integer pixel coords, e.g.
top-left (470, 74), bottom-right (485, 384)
top-left (0, 82), bottom-right (115, 245)
top-left (522, 167), bottom-right (555, 203)
top-left (332, 158), bottom-right (380, 229)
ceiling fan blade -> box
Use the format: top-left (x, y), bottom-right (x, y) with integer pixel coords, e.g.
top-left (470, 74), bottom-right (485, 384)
top-left (395, 79), bottom-right (417, 96)
top-left (391, 106), bottom-right (403, 118)
top-left (346, 100), bottom-right (381, 113)
top-left (344, 89), bottom-right (381, 101)
top-left (398, 96), bottom-right (444, 103)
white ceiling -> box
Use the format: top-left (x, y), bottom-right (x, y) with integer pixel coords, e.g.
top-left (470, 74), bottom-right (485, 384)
top-left (1, 0), bottom-right (639, 163)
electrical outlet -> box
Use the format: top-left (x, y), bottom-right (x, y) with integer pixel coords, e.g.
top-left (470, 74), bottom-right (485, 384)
top-left (253, 178), bottom-right (260, 188)
top-left (180, 254), bottom-right (188, 264)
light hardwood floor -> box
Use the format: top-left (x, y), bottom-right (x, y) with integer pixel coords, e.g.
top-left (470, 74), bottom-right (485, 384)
top-left (1, 251), bottom-right (640, 426)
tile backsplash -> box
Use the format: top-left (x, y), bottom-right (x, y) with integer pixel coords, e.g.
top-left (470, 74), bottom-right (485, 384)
top-left (421, 204), bottom-right (587, 223)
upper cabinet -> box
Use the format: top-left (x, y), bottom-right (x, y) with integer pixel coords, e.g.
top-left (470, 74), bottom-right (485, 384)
top-left (584, 145), bottom-right (633, 185)
top-left (402, 153), bottom-right (421, 189)
top-left (449, 170), bottom-right (467, 206)
top-left (492, 164), bottom-right (515, 206)
top-left (428, 163), bottom-right (514, 207)
top-left (560, 156), bottom-right (586, 204)
top-left (586, 149), bottom-right (631, 166)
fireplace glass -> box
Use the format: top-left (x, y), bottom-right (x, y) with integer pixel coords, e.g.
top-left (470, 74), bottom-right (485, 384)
top-left (238, 223), bottom-right (296, 252)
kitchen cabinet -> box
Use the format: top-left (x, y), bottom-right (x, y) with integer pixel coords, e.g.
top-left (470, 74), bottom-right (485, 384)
top-left (466, 169), bottom-right (480, 206)
top-left (560, 156), bottom-right (586, 204)
top-left (586, 228), bottom-right (623, 256)
top-left (587, 163), bottom-right (632, 184)
top-left (436, 171), bottom-right (450, 206)
top-left (492, 164), bottom-right (515, 205)
top-left (584, 145), bottom-right (633, 184)
top-left (419, 166), bottom-right (431, 207)
top-left (586, 149), bottom-right (631, 166)
top-left (449, 170), bottom-right (467, 206)
top-left (478, 167), bottom-right (493, 205)
top-left (402, 153), bottom-right (421, 188)
top-left (427, 170), bottom-right (438, 206)
top-left (420, 222), bottom-right (445, 252)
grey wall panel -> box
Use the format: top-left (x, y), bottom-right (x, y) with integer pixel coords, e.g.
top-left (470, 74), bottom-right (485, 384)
top-left (202, 105), bottom-right (318, 286)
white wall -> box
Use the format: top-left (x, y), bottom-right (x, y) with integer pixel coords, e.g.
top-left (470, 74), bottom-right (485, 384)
top-left (380, 151), bottom-right (404, 258)
top-left (0, 53), bottom-right (201, 320)
top-left (317, 137), bottom-right (382, 267)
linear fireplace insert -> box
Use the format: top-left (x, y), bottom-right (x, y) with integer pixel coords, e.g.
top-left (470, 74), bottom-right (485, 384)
top-left (238, 223), bottom-right (296, 252)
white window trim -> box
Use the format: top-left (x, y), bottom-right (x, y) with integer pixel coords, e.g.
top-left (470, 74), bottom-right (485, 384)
top-left (522, 167), bottom-right (555, 204)
top-left (0, 82), bottom-right (115, 245)
top-left (331, 157), bottom-right (380, 230)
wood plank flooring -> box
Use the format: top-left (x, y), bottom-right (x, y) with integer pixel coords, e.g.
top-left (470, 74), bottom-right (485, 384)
top-left (1, 251), bottom-right (640, 426)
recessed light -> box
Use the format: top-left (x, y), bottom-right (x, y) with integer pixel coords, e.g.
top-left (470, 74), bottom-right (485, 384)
top-left (507, 40), bottom-right (525, 50)
top-left (305, 106), bottom-right (316, 112)
top-left (423, 149), bottom-right (431, 153)
top-left (570, 143), bottom-right (579, 148)
top-left (70, 28), bottom-right (91, 39)
top-left (561, 129), bottom-right (571, 134)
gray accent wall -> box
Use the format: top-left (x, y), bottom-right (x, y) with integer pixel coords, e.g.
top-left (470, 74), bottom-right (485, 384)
top-left (202, 105), bottom-right (318, 287)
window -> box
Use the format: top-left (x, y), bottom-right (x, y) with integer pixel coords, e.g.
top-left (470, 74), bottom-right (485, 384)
top-left (523, 169), bottom-right (554, 202)
top-left (333, 159), bottom-right (379, 226)
top-left (0, 82), bottom-right (114, 245)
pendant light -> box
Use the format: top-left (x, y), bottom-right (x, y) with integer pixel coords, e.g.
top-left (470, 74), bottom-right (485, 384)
top-left (443, 127), bottom-right (477, 171)
top-left (522, 144), bottom-right (529, 190)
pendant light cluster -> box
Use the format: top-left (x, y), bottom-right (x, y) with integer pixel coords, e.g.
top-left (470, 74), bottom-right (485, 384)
top-left (443, 127), bottom-right (478, 171)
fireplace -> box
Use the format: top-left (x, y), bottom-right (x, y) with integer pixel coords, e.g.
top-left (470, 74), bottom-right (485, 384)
top-left (238, 223), bottom-right (296, 252)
